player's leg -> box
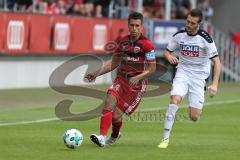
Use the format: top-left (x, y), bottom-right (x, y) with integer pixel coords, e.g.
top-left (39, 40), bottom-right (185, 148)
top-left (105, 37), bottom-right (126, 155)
top-left (100, 94), bottom-right (118, 136)
top-left (111, 107), bottom-right (123, 138)
top-left (90, 93), bottom-right (117, 147)
top-left (162, 95), bottom-right (182, 139)
top-left (158, 95), bottom-right (182, 148)
top-left (188, 78), bottom-right (205, 122)
top-left (106, 107), bottom-right (124, 146)
top-left (105, 79), bottom-right (146, 146)
top-left (158, 76), bottom-right (188, 148)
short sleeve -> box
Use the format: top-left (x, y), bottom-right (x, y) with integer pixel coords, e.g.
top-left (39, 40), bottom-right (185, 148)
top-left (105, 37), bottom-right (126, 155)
top-left (206, 40), bottom-right (218, 58)
top-left (166, 35), bottom-right (179, 52)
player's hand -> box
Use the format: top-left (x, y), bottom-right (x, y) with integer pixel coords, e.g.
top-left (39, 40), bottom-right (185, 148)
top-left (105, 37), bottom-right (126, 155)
top-left (84, 73), bottom-right (97, 82)
top-left (129, 77), bottom-right (140, 87)
top-left (166, 55), bottom-right (179, 64)
top-left (207, 85), bottom-right (218, 97)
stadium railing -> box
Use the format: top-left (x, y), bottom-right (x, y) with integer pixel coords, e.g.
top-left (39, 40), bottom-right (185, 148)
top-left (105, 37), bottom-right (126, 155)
top-left (210, 25), bottom-right (240, 82)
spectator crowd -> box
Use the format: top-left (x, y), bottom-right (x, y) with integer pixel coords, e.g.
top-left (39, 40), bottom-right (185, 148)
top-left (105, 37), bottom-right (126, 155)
top-left (0, 0), bottom-right (213, 21)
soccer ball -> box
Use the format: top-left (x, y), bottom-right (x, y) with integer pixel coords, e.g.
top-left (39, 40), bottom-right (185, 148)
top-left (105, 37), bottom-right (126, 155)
top-left (63, 129), bottom-right (83, 149)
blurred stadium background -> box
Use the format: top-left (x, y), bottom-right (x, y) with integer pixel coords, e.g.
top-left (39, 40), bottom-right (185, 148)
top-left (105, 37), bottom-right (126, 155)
top-left (0, 0), bottom-right (240, 160)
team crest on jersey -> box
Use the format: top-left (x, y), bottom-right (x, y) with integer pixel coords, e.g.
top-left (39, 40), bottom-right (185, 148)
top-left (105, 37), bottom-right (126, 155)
top-left (180, 44), bottom-right (200, 57)
top-left (134, 46), bottom-right (141, 53)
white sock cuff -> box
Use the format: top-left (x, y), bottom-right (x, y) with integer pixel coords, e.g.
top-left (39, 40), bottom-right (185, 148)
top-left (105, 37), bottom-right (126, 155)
top-left (168, 104), bottom-right (179, 113)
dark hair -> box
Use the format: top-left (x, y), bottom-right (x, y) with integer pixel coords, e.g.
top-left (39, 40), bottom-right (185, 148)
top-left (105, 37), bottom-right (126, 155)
top-left (128, 11), bottom-right (143, 23)
top-left (190, 9), bottom-right (203, 22)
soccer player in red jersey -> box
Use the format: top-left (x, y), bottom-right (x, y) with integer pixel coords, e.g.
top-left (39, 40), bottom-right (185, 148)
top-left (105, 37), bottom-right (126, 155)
top-left (85, 11), bottom-right (156, 147)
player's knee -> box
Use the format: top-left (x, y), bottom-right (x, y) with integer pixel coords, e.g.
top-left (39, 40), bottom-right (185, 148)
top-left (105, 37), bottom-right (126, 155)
top-left (102, 107), bottom-right (113, 113)
top-left (102, 104), bottom-right (114, 113)
top-left (189, 107), bottom-right (202, 122)
top-left (103, 95), bottom-right (117, 112)
top-left (104, 100), bottom-right (114, 108)
top-left (170, 96), bottom-right (181, 105)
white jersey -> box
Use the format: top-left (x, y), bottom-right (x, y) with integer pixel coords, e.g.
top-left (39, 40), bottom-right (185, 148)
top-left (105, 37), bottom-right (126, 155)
top-left (167, 29), bottom-right (218, 79)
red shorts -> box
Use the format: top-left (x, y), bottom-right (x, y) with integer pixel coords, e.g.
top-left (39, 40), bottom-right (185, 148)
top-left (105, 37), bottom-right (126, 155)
top-left (107, 77), bottom-right (147, 115)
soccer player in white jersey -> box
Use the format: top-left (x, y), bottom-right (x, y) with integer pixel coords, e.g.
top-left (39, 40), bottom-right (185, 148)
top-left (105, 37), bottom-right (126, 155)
top-left (158, 9), bottom-right (221, 149)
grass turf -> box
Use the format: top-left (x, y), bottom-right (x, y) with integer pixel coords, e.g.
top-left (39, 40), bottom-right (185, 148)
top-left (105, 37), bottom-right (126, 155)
top-left (0, 83), bottom-right (240, 160)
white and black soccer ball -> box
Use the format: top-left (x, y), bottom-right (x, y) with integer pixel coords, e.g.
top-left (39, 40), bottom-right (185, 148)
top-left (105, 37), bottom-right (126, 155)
top-left (63, 129), bottom-right (83, 149)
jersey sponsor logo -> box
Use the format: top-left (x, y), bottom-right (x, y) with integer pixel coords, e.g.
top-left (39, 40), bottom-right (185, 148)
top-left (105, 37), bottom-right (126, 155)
top-left (127, 56), bottom-right (140, 62)
top-left (145, 50), bottom-right (156, 60)
top-left (181, 51), bottom-right (199, 57)
top-left (180, 44), bottom-right (200, 57)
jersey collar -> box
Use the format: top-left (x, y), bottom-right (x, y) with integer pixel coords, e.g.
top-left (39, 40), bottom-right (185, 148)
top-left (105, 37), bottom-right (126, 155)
top-left (128, 34), bottom-right (143, 42)
top-left (185, 28), bottom-right (199, 36)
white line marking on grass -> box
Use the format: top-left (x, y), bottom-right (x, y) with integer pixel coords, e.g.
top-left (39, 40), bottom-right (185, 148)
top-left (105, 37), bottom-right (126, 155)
top-left (0, 99), bottom-right (240, 127)
top-left (0, 118), bottom-right (58, 127)
top-left (140, 99), bottom-right (240, 112)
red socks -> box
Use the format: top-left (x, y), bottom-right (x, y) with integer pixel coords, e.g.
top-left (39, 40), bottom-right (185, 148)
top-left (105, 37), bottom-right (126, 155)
top-left (99, 109), bottom-right (123, 138)
top-left (100, 110), bottom-right (113, 136)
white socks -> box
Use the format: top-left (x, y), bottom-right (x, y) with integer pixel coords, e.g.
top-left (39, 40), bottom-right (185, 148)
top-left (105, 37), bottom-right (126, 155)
top-left (162, 104), bottom-right (179, 140)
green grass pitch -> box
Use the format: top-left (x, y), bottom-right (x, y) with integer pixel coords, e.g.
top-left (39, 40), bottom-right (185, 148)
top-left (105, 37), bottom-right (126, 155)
top-left (0, 83), bottom-right (240, 160)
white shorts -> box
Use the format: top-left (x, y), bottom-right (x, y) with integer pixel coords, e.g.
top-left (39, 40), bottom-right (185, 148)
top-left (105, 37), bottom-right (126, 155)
top-left (170, 70), bottom-right (206, 109)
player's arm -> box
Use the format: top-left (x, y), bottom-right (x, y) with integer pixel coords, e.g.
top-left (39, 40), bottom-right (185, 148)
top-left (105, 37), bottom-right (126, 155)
top-left (129, 46), bottom-right (156, 86)
top-left (85, 54), bottom-right (122, 82)
top-left (163, 33), bottom-right (179, 64)
top-left (205, 38), bottom-right (221, 97)
top-left (129, 61), bottom-right (156, 87)
top-left (208, 55), bottom-right (221, 96)
top-left (163, 49), bottom-right (179, 64)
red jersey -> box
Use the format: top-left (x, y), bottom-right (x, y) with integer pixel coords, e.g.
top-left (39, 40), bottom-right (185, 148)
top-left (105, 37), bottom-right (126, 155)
top-left (107, 34), bottom-right (155, 115)
top-left (115, 34), bottom-right (156, 79)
